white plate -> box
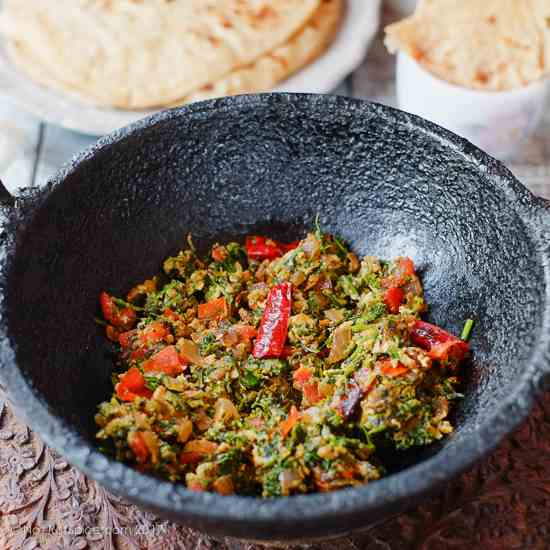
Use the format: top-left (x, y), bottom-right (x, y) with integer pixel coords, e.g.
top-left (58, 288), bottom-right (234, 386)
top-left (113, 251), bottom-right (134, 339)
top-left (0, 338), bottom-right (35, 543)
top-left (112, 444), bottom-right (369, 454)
top-left (0, 0), bottom-right (380, 136)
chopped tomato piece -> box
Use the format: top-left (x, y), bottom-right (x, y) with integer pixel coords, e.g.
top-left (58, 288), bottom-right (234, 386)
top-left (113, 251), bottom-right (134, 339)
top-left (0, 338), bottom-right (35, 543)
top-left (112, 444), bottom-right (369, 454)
top-left (126, 277), bottom-right (157, 303)
top-left (128, 432), bottom-right (149, 463)
top-left (315, 479), bottom-right (332, 492)
top-left (211, 246), bottom-right (228, 262)
top-left (185, 439), bottom-right (218, 454)
top-left (383, 287), bottom-right (405, 314)
top-left (119, 367), bottom-right (147, 391)
top-left (139, 321), bottom-right (168, 345)
top-left (142, 346), bottom-right (186, 376)
top-left (397, 257), bottom-right (415, 277)
top-left (115, 367), bottom-right (152, 402)
top-left (164, 308), bottom-right (183, 323)
top-left (280, 405), bottom-right (300, 439)
top-left (213, 475), bottom-right (235, 495)
top-left (245, 236), bottom-right (284, 260)
top-left (303, 382), bottom-right (323, 405)
top-left (198, 297), bottom-right (229, 320)
top-left (293, 366), bottom-right (313, 387)
top-left (223, 324), bottom-right (258, 348)
top-left (180, 439), bottom-right (217, 464)
top-left (116, 308), bottom-right (136, 331)
top-left (235, 324), bottom-right (257, 342)
top-left (380, 359), bottom-right (409, 377)
top-left (381, 257), bottom-right (416, 289)
top-left (130, 348), bottom-right (147, 361)
top-left (187, 479), bottom-right (205, 492)
top-left (180, 452), bottom-right (204, 465)
top-left (118, 330), bottom-right (136, 349)
top-left (105, 325), bottom-right (119, 342)
top-left (100, 291), bottom-right (116, 323)
top-left (99, 291), bottom-right (136, 330)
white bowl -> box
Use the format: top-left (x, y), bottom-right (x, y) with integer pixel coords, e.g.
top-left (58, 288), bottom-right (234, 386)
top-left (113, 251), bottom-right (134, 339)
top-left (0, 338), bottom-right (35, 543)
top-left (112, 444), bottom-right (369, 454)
top-left (386, 0), bottom-right (417, 16)
top-left (396, 52), bottom-right (550, 160)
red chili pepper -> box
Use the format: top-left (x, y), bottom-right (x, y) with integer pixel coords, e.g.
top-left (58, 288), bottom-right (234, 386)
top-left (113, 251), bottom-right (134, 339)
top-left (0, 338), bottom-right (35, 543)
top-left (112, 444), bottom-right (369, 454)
top-left (245, 236), bottom-right (299, 261)
top-left (280, 345), bottom-right (296, 358)
top-left (282, 240), bottom-right (300, 252)
top-left (410, 320), bottom-right (469, 363)
top-left (252, 282), bottom-right (292, 358)
top-left (335, 369), bottom-right (377, 420)
top-left (383, 287), bottom-right (405, 313)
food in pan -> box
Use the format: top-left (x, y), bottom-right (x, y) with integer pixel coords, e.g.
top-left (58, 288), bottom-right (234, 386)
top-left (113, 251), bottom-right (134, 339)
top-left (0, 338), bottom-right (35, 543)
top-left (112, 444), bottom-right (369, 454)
top-left (0, 0), bottom-right (344, 109)
top-left (95, 229), bottom-right (471, 496)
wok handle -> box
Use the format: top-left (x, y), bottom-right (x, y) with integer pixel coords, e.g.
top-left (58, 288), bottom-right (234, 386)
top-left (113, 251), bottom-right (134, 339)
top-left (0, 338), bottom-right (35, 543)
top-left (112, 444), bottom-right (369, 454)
top-left (0, 179), bottom-right (15, 208)
top-left (534, 195), bottom-right (550, 390)
top-left (0, 180), bottom-right (15, 248)
top-left (536, 195), bottom-right (550, 235)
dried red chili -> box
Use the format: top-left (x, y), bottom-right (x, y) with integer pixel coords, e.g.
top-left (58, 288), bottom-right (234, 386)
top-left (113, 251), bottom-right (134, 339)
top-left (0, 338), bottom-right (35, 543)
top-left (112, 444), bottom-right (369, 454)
top-left (252, 282), bottom-right (292, 358)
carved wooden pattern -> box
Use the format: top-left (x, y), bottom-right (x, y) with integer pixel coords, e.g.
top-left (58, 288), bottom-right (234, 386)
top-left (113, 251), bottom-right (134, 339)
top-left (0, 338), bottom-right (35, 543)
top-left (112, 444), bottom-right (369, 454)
top-left (1, 385), bottom-right (549, 549)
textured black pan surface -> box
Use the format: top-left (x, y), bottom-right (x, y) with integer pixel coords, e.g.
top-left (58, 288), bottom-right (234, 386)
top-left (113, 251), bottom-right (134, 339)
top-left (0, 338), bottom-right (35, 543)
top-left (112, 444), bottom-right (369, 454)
top-left (0, 94), bottom-right (549, 542)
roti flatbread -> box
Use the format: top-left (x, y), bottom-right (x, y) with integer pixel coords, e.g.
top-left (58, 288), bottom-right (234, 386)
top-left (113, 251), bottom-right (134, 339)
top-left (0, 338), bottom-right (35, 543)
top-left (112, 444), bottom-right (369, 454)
top-left (0, 0), bottom-right (322, 109)
top-left (385, 0), bottom-right (550, 90)
top-left (182, 0), bottom-right (344, 105)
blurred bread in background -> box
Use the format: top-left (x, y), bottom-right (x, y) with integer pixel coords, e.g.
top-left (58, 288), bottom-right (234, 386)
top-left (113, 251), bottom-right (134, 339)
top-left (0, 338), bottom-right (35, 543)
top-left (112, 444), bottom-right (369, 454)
top-left (0, 0), bottom-right (344, 110)
top-left (385, 0), bottom-right (550, 91)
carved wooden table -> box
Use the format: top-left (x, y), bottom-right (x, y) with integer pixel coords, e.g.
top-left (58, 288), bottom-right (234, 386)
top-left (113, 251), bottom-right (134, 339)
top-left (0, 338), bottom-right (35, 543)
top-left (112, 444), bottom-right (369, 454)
top-left (1, 10), bottom-right (550, 549)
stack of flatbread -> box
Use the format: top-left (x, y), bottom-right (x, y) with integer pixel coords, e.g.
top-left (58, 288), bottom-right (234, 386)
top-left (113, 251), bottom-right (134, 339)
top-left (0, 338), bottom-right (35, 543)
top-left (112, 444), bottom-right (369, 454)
top-left (0, 0), bottom-right (344, 110)
top-left (385, 0), bottom-right (550, 91)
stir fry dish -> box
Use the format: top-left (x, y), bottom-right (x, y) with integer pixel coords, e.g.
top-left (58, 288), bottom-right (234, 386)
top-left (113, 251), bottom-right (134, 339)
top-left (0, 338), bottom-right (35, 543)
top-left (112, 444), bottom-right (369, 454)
top-left (95, 228), bottom-right (471, 497)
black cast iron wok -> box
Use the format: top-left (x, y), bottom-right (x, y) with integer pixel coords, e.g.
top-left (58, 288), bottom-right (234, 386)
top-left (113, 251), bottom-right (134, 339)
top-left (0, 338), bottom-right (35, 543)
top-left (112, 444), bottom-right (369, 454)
top-left (0, 94), bottom-right (549, 543)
